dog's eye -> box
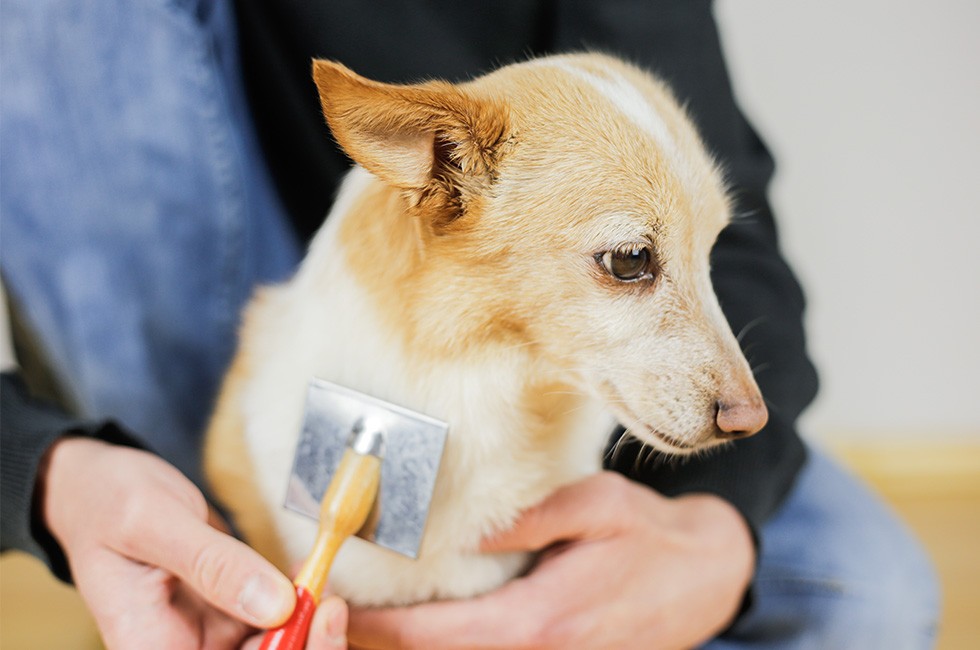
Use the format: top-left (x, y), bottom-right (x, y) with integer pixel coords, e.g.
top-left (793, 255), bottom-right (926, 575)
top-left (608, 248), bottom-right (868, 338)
top-left (600, 247), bottom-right (655, 281)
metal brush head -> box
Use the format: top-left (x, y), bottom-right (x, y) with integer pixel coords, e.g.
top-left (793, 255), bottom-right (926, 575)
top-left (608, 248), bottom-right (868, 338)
top-left (284, 378), bottom-right (448, 559)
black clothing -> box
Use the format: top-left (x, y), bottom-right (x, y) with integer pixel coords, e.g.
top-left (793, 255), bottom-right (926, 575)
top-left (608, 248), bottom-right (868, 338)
top-left (233, 0), bottom-right (817, 532)
top-left (2, 0), bottom-right (817, 580)
top-left (0, 373), bottom-right (143, 580)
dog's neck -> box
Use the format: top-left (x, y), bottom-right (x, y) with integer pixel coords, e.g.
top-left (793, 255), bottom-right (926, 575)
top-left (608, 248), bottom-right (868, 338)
top-left (292, 167), bottom-right (611, 539)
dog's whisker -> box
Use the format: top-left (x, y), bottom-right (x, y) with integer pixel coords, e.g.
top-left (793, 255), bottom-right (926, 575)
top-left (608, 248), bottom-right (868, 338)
top-left (555, 403), bottom-right (599, 419)
top-left (633, 440), bottom-right (660, 474)
top-left (608, 428), bottom-right (641, 465)
top-left (496, 339), bottom-right (540, 352)
top-left (762, 395), bottom-right (782, 416)
top-left (735, 316), bottom-right (769, 344)
top-left (604, 429), bottom-right (631, 464)
top-left (726, 204), bottom-right (761, 226)
top-left (541, 389), bottom-right (587, 397)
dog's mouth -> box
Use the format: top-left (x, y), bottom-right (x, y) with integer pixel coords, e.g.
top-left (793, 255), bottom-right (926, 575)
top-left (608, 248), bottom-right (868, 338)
top-left (601, 382), bottom-right (705, 455)
top-left (643, 427), bottom-right (698, 452)
top-left (604, 390), bottom-right (704, 456)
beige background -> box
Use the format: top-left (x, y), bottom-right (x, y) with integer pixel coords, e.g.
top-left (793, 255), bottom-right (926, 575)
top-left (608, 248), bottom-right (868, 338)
top-left (715, 0), bottom-right (980, 441)
top-left (3, 3), bottom-right (979, 434)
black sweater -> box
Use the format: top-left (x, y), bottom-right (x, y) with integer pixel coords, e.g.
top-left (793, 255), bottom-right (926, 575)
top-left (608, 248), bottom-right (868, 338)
top-left (1, 0), bottom-right (816, 570)
top-left (233, 0), bottom-right (817, 529)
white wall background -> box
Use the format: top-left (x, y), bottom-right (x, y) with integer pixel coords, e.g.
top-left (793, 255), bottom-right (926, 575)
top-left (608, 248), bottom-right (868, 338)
top-left (2, 3), bottom-right (976, 441)
top-left (714, 0), bottom-right (980, 440)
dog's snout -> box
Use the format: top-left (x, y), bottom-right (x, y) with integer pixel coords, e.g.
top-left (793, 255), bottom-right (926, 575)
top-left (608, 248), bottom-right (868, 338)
top-left (714, 398), bottom-right (768, 439)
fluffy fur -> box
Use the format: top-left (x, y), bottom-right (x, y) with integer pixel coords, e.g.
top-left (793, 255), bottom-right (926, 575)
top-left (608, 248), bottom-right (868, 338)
top-left (204, 53), bottom-right (767, 606)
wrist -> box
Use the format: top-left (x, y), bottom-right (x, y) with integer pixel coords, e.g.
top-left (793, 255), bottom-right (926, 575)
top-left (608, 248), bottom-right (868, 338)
top-left (39, 436), bottom-right (110, 546)
top-left (675, 493), bottom-right (755, 581)
top-left (676, 493), bottom-right (757, 629)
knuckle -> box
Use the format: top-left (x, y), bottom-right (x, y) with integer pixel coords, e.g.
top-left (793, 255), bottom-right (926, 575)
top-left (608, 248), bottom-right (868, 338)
top-left (190, 541), bottom-right (232, 599)
top-left (114, 493), bottom-right (152, 556)
top-left (595, 470), bottom-right (633, 501)
top-left (184, 487), bottom-right (211, 523)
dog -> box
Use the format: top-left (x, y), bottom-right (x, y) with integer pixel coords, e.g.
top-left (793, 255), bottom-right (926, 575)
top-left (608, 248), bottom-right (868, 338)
top-left (204, 52), bottom-right (768, 607)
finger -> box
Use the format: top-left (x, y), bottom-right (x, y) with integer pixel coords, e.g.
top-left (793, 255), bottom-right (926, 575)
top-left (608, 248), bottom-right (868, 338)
top-left (348, 580), bottom-right (542, 650)
top-left (307, 595), bottom-right (349, 649)
top-left (242, 596), bottom-right (348, 650)
top-left (72, 547), bottom-right (202, 650)
top-left (111, 495), bottom-right (296, 628)
top-left (481, 471), bottom-right (648, 553)
top-left (175, 582), bottom-right (255, 648)
top-left (207, 504), bottom-right (233, 535)
top-left (242, 636), bottom-right (263, 650)
top-left (350, 601), bottom-right (475, 650)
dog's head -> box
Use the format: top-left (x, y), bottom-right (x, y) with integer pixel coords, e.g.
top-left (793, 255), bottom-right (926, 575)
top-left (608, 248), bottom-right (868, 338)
top-left (312, 53), bottom-right (767, 455)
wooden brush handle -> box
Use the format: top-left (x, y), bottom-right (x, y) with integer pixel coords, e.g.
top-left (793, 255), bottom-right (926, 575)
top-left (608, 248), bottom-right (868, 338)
top-left (260, 435), bottom-right (382, 650)
top-left (295, 447), bottom-right (381, 597)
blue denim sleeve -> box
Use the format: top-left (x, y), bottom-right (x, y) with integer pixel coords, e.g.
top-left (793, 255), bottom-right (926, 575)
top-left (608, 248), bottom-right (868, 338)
top-left (0, 0), bottom-right (300, 491)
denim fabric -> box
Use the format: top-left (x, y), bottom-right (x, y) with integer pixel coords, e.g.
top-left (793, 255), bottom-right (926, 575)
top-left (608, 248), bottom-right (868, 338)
top-left (706, 447), bottom-right (940, 650)
top-left (0, 0), bottom-right (302, 486)
top-left (0, 3), bottom-right (940, 645)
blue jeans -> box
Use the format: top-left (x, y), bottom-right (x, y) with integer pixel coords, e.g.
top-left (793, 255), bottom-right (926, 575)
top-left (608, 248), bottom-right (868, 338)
top-left (1, 2), bottom-right (940, 646)
top-left (0, 0), bottom-right (301, 485)
top-left (706, 448), bottom-right (940, 649)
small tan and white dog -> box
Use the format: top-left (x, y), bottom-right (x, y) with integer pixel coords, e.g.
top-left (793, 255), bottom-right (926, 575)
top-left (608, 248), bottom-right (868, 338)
top-left (204, 53), bottom-right (767, 607)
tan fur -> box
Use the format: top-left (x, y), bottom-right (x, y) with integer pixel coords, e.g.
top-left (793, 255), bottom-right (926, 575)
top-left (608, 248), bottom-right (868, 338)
top-left (204, 292), bottom-right (291, 571)
top-left (205, 53), bottom-right (767, 606)
top-left (313, 61), bottom-right (510, 232)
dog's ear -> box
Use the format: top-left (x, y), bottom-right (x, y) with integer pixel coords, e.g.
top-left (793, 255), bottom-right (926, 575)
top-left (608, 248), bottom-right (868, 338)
top-left (312, 60), bottom-right (509, 226)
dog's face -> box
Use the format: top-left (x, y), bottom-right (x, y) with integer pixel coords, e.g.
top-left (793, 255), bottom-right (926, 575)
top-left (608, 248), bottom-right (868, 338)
top-left (313, 54), bottom-right (767, 455)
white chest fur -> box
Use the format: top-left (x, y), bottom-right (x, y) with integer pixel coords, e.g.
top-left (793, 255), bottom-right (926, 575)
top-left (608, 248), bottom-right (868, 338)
top-left (234, 169), bottom-right (614, 605)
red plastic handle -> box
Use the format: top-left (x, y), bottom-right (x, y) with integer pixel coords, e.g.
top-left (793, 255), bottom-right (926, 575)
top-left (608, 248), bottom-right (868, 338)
top-left (259, 585), bottom-right (318, 650)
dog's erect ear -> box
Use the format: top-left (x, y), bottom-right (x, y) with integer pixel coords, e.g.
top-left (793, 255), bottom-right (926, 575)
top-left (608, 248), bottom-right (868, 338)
top-left (312, 60), bottom-right (509, 222)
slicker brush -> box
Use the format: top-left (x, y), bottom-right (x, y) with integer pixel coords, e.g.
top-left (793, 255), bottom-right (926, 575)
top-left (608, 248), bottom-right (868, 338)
top-left (259, 418), bottom-right (385, 650)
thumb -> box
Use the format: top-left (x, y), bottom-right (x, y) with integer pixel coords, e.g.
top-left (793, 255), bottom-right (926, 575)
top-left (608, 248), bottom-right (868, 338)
top-left (481, 472), bottom-right (645, 553)
top-left (113, 493), bottom-right (296, 628)
top-left (306, 595), bottom-right (349, 649)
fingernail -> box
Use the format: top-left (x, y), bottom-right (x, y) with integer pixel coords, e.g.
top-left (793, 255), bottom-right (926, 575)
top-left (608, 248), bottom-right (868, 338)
top-left (323, 597), bottom-right (347, 646)
top-left (239, 573), bottom-right (293, 625)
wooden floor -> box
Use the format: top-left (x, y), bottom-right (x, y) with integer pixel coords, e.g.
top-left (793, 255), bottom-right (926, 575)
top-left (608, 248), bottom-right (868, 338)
top-left (831, 443), bottom-right (980, 650)
top-left (2, 444), bottom-right (978, 649)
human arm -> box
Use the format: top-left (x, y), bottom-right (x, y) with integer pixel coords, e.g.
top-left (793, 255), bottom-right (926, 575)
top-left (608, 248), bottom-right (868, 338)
top-left (344, 3), bottom-right (816, 647)
top-left (2, 373), bottom-right (349, 649)
top-left (347, 473), bottom-right (752, 650)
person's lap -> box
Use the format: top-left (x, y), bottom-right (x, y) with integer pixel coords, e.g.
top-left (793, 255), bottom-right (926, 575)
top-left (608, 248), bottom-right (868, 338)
top-left (705, 446), bottom-right (940, 649)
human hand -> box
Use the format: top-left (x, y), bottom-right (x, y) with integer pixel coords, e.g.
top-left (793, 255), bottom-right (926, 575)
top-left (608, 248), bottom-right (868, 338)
top-left (241, 594), bottom-right (351, 650)
top-left (346, 471), bottom-right (754, 650)
top-left (41, 437), bottom-right (349, 649)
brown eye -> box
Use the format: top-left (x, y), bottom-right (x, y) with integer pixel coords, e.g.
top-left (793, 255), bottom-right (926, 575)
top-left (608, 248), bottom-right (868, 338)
top-left (600, 247), bottom-right (655, 281)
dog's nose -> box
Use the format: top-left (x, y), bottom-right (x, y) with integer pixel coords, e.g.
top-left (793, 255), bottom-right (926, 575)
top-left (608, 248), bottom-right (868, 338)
top-left (715, 399), bottom-right (768, 439)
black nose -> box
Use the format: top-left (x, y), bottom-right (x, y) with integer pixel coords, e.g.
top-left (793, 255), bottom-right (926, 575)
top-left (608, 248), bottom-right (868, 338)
top-left (715, 399), bottom-right (768, 439)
